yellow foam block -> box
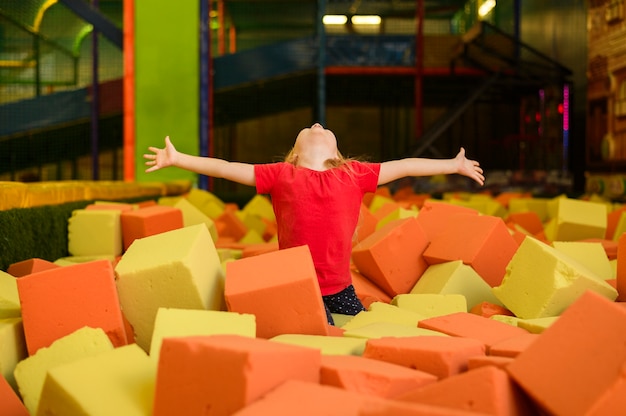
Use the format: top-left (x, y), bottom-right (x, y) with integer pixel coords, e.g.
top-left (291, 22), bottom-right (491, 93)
top-left (157, 196), bottom-right (183, 206)
top-left (544, 198), bottom-right (607, 241)
top-left (235, 210), bottom-right (267, 236)
top-left (508, 197), bottom-right (550, 222)
top-left (172, 198), bottom-right (218, 242)
top-left (391, 293), bottom-right (467, 317)
top-left (410, 260), bottom-right (503, 310)
top-left (492, 237), bottom-right (618, 319)
top-left (115, 224), bottom-right (224, 351)
top-left (0, 271), bottom-right (20, 319)
top-left (270, 334), bottom-right (366, 356)
top-left (185, 188), bottom-right (225, 219)
top-left (14, 327), bottom-right (114, 415)
top-left (330, 313), bottom-right (354, 328)
top-left (149, 308), bottom-right (255, 361)
top-left (242, 194), bottom-right (276, 221)
top-left (552, 241), bottom-right (613, 280)
top-left (376, 207), bottom-right (418, 230)
top-left (612, 211), bottom-right (626, 241)
top-left (368, 194), bottom-right (396, 213)
top-left (238, 229), bottom-right (265, 244)
top-left (342, 322), bottom-right (448, 339)
top-left (340, 302), bottom-right (425, 331)
top-left (67, 209), bottom-right (122, 257)
top-left (490, 315), bottom-right (521, 327)
top-left (37, 343), bottom-right (156, 416)
top-left (516, 316), bottom-right (560, 334)
top-left (468, 194), bottom-right (508, 218)
top-left (0, 318), bottom-right (27, 392)
top-left (53, 255), bottom-right (117, 267)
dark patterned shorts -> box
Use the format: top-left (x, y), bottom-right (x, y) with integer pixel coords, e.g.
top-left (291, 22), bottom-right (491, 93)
top-left (322, 284), bottom-right (366, 325)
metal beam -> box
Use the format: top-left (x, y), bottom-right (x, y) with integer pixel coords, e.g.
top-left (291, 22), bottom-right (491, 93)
top-left (59, 0), bottom-right (123, 49)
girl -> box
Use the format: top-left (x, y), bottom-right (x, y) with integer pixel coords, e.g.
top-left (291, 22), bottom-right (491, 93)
top-left (144, 123), bottom-right (484, 324)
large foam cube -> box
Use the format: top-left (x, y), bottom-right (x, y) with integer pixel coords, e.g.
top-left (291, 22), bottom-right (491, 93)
top-left (36, 343), bottom-right (155, 416)
top-left (492, 237), bottom-right (618, 319)
top-left (172, 197), bottom-right (218, 241)
top-left (320, 354), bottom-right (437, 398)
top-left (423, 214), bottom-right (519, 287)
top-left (416, 200), bottom-right (479, 240)
top-left (116, 224), bottom-right (224, 351)
top-left (352, 217), bottom-right (430, 297)
top-left (17, 259), bottom-right (127, 355)
top-left (68, 209), bottom-right (123, 257)
top-left (543, 197), bottom-right (607, 241)
top-left (120, 205), bottom-right (183, 251)
top-left (410, 260), bottom-right (502, 310)
top-left (149, 307), bottom-right (256, 361)
top-left (398, 365), bottom-right (537, 415)
top-left (0, 317), bottom-right (27, 392)
top-left (14, 327), bottom-right (114, 415)
top-left (152, 335), bottom-right (321, 416)
top-left (0, 270), bottom-right (20, 319)
top-left (552, 241), bottom-right (613, 280)
top-left (224, 245), bottom-right (328, 338)
top-left (507, 291), bottom-right (626, 415)
top-left (363, 336), bottom-right (485, 379)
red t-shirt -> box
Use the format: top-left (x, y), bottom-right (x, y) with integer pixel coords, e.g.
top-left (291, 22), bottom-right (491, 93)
top-left (255, 161), bottom-right (380, 295)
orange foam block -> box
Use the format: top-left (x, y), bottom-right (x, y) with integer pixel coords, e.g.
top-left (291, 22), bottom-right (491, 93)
top-left (7, 258), bottom-right (60, 277)
top-left (489, 333), bottom-right (540, 358)
top-left (235, 379), bottom-right (484, 416)
top-left (470, 301), bottom-right (514, 319)
top-left (215, 209), bottom-right (248, 241)
top-left (422, 213), bottom-right (519, 287)
top-left (16, 259), bottom-right (128, 355)
top-left (0, 374), bottom-right (28, 416)
top-left (362, 336), bottom-right (486, 379)
top-left (350, 269), bottom-right (392, 308)
top-left (320, 354), bottom-right (437, 399)
top-left (418, 312), bottom-right (529, 353)
top-left (415, 200), bottom-right (479, 240)
top-left (153, 335), bottom-right (321, 416)
top-left (224, 245), bottom-right (329, 338)
top-left (120, 205), bottom-right (183, 251)
top-left (505, 211), bottom-right (544, 235)
top-left (616, 232), bottom-right (626, 301)
top-left (398, 365), bottom-right (537, 416)
top-left (354, 203), bottom-right (378, 245)
top-left (507, 291), bottom-right (626, 415)
top-left (352, 217), bottom-right (430, 297)
top-left (468, 355), bottom-right (515, 370)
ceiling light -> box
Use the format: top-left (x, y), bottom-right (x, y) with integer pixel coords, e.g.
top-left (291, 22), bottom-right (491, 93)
top-left (323, 15), bottom-right (348, 25)
top-left (351, 15), bottom-right (381, 25)
top-left (478, 0), bottom-right (496, 17)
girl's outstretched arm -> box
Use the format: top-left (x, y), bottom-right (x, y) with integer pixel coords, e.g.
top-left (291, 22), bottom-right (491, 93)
top-left (144, 136), bottom-right (256, 186)
top-left (377, 147), bottom-right (484, 186)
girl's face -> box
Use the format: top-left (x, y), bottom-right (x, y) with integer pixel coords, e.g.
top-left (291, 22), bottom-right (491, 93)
top-left (293, 123), bottom-right (339, 160)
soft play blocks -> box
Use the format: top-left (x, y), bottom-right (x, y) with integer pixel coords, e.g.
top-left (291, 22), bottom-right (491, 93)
top-left (492, 237), bottom-right (617, 318)
top-left (115, 224), bottom-right (224, 351)
top-left (410, 260), bottom-right (503, 310)
top-left (418, 312), bottom-right (530, 353)
top-left (0, 270), bottom-right (21, 319)
top-left (543, 197), bottom-right (607, 241)
top-left (362, 336), bottom-right (486, 379)
top-left (224, 245), bottom-right (329, 338)
top-left (423, 213), bottom-right (519, 287)
top-left (415, 199), bottom-right (479, 240)
top-left (6, 258), bottom-right (60, 278)
top-left (391, 293), bottom-right (468, 318)
top-left (37, 344), bottom-right (156, 416)
top-left (320, 354), bottom-right (437, 398)
top-left (398, 365), bottom-right (538, 415)
top-left (149, 307), bottom-right (256, 361)
top-left (0, 374), bottom-right (28, 416)
top-left (16, 259), bottom-right (128, 355)
top-left (270, 334), bottom-right (366, 356)
top-left (152, 335), bottom-right (321, 416)
top-left (352, 217), bottom-right (430, 297)
top-left (0, 317), bottom-right (27, 392)
top-left (68, 208), bottom-right (123, 257)
top-left (13, 327), bottom-right (114, 415)
top-left (507, 291), bottom-right (626, 415)
top-left (120, 204), bottom-right (183, 251)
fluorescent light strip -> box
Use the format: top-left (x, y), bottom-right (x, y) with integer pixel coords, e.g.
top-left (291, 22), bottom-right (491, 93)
top-left (478, 0), bottom-right (496, 17)
top-left (351, 15), bottom-right (381, 25)
top-left (323, 15), bottom-right (348, 25)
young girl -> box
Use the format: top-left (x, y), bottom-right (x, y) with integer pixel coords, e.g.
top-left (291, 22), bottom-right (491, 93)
top-left (144, 123), bottom-right (484, 324)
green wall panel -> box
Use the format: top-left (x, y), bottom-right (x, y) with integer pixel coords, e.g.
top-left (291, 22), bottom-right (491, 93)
top-left (134, 0), bottom-right (199, 184)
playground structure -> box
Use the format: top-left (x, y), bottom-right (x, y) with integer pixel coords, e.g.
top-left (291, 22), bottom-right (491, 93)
top-left (0, 0), bottom-right (573, 196)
